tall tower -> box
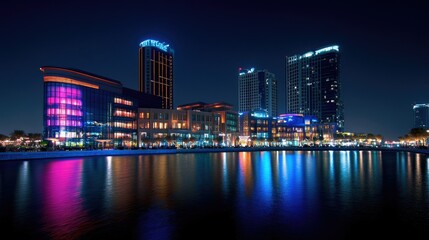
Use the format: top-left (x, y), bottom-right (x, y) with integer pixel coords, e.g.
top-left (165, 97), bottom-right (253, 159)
top-left (413, 103), bottom-right (429, 129)
top-left (285, 45), bottom-right (344, 131)
top-left (139, 39), bottom-right (174, 109)
top-left (238, 68), bottom-right (277, 117)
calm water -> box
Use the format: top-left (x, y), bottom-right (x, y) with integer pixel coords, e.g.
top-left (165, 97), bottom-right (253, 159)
top-left (1, 150), bottom-right (429, 239)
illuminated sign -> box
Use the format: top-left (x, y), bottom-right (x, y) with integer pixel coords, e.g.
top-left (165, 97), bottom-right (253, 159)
top-left (139, 39), bottom-right (170, 52)
top-left (239, 68), bottom-right (256, 76)
top-left (251, 111), bottom-right (269, 118)
top-left (413, 103), bottom-right (429, 109)
top-left (315, 45), bottom-right (339, 55)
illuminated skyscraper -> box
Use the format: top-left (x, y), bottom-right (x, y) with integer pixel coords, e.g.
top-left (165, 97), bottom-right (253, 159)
top-left (238, 68), bottom-right (277, 117)
top-left (139, 39), bottom-right (174, 109)
top-left (413, 103), bottom-right (429, 129)
top-left (285, 45), bottom-right (344, 132)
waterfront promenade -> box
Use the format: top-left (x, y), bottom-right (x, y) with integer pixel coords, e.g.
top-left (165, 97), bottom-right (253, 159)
top-left (1, 146), bottom-right (428, 161)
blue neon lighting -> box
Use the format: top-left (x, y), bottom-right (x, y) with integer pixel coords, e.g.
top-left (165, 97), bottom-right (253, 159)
top-left (315, 45), bottom-right (339, 55)
top-left (139, 39), bottom-right (170, 52)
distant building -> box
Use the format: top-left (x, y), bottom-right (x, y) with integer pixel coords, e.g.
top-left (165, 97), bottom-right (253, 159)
top-left (238, 68), bottom-right (277, 117)
top-left (413, 103), bottom-right (429, 129)
top-left (41, 66), bottom-right (161, 149)
top-left (139, 39), bottom-right (174, 109)
top-left (276, 114), bottom-right (335, 146)
top-left (285, 45), bottom-right (344, 132)
top-left (137, 108), bottom-right (220, 147)
top-left (238, 110), bottom-right (277, 144)
top-left (177, 102), bottom-right (239, 145)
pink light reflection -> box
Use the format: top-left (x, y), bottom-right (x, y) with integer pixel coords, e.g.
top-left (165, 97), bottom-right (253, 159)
top-left (42, 159), bottom-right (93, 238)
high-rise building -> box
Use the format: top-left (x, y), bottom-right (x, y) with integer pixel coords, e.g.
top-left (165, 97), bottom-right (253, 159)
top-left (238, 68), bottom-right (277, 117)
top-left (413, 103), bottom-right (429, 129)
top-left (139, 39), bottom-right (174, 109)
top-left (285, 45), bottom-right (344, 132)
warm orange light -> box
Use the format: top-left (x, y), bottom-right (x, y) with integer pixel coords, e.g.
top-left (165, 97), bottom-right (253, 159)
top-left (41, 67), bottom-right (120, 86)
top-left (44, 76), bottom-right (99, 89)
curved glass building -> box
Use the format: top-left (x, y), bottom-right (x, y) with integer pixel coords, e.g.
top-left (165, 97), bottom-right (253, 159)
top-left (41, 66), bottom-right (161, 149)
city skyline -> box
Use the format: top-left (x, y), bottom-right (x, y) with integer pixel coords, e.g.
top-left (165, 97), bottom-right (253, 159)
top-left (1, 0), bottom-right (428, 140)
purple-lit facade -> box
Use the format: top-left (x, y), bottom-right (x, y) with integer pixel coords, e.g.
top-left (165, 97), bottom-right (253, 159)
top-left (42, 66), bottom-right (161, 148)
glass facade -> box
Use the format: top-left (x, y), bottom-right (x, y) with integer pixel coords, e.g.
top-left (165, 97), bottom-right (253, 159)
top-left (238, 69), bottom-right (277, 117)
top-left (413, 103), bottom-right (429, 129)
top-left (42, 66), bottom-right (162, 149)
top-left (285, 45), bottom-right (344, 131)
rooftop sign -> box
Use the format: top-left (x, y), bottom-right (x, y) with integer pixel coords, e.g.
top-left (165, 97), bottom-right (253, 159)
top-left (139, 39), bottom-right (170, 52)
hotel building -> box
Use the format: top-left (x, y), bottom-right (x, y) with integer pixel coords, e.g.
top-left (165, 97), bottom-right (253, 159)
top-left (285, 45), bottom-right (344, 132)
top-left (139, 39), bottom-right (174, 109)
top-left (238, 68), bottom-right (277, 117)
top-left (41, 66), bottom-right (161, 149)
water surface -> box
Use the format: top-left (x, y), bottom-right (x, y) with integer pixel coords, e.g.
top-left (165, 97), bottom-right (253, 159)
top-left (1, 150), bottom-right (429, 239)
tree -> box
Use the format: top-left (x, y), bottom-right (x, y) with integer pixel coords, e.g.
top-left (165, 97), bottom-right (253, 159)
top-left (10, 130), bottom-right (26, 140)
top-left (409, 128), bottom-right (428, 146)
top-left (0, 134), bottom-right (8, 141)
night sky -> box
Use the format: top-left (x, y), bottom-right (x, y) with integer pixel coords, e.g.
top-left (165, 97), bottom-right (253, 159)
top-left (1, 0), bottom-right (427, 140)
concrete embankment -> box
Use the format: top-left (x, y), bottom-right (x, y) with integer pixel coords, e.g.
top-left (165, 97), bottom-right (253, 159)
top-left (0, 147), bottom-right (428, 161)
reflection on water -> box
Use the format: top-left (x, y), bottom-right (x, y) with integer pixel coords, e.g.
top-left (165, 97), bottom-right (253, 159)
top-left (1, 150), bottom-right (429, 239)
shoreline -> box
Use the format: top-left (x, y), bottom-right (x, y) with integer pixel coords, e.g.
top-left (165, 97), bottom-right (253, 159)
top-left (1, 146), bottom-right (428, 161)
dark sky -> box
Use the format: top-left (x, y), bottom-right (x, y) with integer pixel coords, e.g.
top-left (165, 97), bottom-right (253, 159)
top-left (1, 0), bottom-right (428, 140)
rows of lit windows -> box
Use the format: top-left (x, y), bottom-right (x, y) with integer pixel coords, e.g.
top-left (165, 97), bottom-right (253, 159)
top-left (47, 108), bottom-right (83, 116)
top-left (114, 97), bottom-right (133, 106)
top-left (192, 123), bottom-right (210, 131)
top-left (114, 109), bottom-right (136, 118)
top-left (153, 122), bottom-right (168, 129)
top-left (55, 131), bottom-right (79, 138)
top-left (47, 120), bottom-right (82, 127)
top-left (139, 112), bottom-right (150, 119)
top-left (114, 132), bottom-right (132, 139)
top-left (114, 121), bottom-right (135, 129)
top-left (47, 97), bottom-right (82, 106)
top-left (47, 86), bottom-right (82, 98)
top-left (139, 121), bottom-right (187, 129)
top-left (46, 84), bottom-right (83, 128)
